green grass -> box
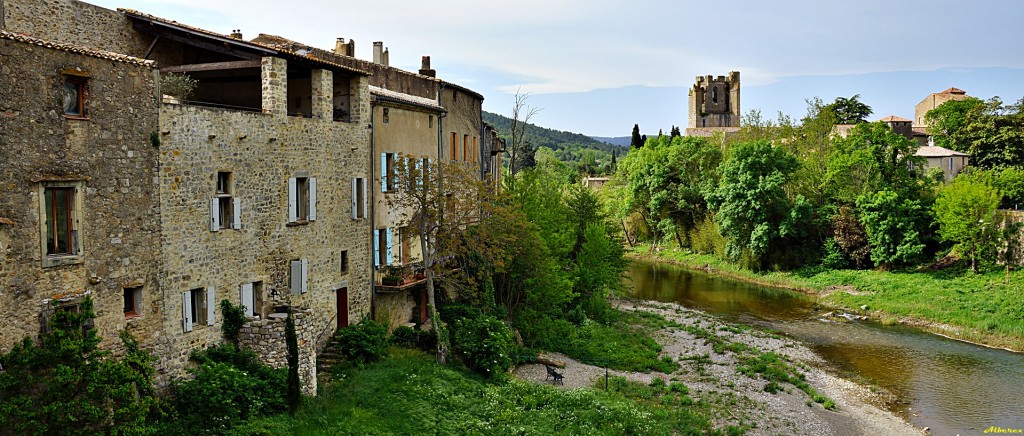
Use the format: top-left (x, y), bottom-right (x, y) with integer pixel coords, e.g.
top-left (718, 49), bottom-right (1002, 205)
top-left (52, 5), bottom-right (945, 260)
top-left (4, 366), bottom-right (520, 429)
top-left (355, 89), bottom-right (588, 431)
top-left (235, 349), bottom-right (742, 435)
top-left (736, 352), bottom-right (835, 410)
top-left (635, 246), bottom-right (1024, 351)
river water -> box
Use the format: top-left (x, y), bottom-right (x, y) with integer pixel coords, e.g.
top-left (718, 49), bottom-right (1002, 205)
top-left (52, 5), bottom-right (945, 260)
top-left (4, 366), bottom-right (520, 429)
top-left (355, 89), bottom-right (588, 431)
top-left (628, 259), bottom-right (1024, 435)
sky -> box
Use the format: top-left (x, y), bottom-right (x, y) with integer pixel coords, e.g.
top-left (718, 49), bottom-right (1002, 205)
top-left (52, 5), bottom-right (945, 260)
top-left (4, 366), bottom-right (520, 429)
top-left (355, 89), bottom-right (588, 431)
top-left (85, 0), bottom-right (1024, 137)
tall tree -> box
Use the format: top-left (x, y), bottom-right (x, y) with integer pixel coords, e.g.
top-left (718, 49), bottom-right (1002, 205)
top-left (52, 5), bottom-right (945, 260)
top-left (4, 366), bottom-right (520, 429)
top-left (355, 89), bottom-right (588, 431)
top-left (933, 172), bottom-right (1003, 272)
top-left (508, 89), bottom-right (541, 182)
top-left (826, 121), bottom-right (925, 204)
top-left (856, 190), bottom-right (926, 269)
top-left (828, 94), bottom-right (873, 124)
top-left (630, 124), bottom-right (643, 149)
top-left (926, 97), bottom-right (1024, 169)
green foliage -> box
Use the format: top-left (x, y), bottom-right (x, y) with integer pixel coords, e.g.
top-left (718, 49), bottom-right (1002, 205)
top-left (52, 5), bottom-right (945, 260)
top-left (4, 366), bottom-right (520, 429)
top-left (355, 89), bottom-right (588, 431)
top-left (827, 122), bottom-right (926, 203)
top-left (856, 190), bottom-right (926, 268)
top-left (285, 309), bottom-right (300, 414)
top-left (821, 238), bottom-right (848, 269)
top-left (390, 326), bottom-right (437, 351)
top-left (0, 297), bottom-right (160, 435)
top-left (332, 318), bottom-right (390, 365)
top-left (827, 94), bottom-right (873, 124)
top-left (992, 166), bottom-right (1024, 209)
top-left (926, 97), bottom-right (1024, 169)
top-left (737, 352), bottom-right (834, 409)
top-left (688, 216), bottom-right (727, 256)
top-left (168, 345), bottom-right (287, 434)
top-left (221, 299), bottom-right (247, 345)
top-left (159, 73), bottom-right (198, 100)
top-left (933, 172), bottom-right (1003, 271)
top-left (483, 111), bottom-right (621, 174)
top-left (631, 123), bottom-right (644, 149)
top-left (830, 205), bottom-right (872, 269)
top-left (450, 314), bottom-right (516, 377)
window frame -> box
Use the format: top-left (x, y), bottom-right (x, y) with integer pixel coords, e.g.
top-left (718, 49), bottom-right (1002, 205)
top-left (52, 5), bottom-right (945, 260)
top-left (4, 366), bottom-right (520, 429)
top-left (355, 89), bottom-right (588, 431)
top-left (38, 181), bottom-right (84, 267)
top-left (62, 75), bottom-right (89, 119)
top-left (123, 286), bottom-right (143, 319)
top-left (288, 175), bottom-right (317, 224)
top-left (352, 177), bottom-right (368, 219)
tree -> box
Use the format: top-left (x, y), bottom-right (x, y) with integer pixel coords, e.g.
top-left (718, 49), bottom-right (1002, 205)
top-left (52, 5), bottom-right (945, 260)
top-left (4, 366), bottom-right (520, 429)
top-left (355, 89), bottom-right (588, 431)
top-left (285, 308), bottom-right (300, 414)
top-left (507, 89), bottom-right (541, 181)
top-left (707, 140), bottom-right (801, 268)
top-left (670, 125), bottom-right (681, 138)
top-left (926, 97), bottom-right (1024, 169)
top-left (933, 172), bottom-right (1003, 272)
top-left (826, 122), bottom-right (925, 204)
top-left (856, 190), bottom-right (925, 269)
top-left (630, 123), bottom-right (643, 149)
top-left (828, 94), bottom-right (873, 124)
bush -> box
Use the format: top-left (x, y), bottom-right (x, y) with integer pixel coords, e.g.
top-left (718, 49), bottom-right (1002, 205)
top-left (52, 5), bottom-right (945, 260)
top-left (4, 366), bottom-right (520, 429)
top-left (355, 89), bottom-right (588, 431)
top-left (220, 299), bottom-right (247, 345)
top-left (159, 73), bottom-right (198, 100)
top-left (391, 326), bottom-right (437, 351)
top-left (688, 216), bottom-right (726, 256)
top-left (333, 318), bottom-right (389, 364)
top-left (450, 314), bottom-right (515, 377)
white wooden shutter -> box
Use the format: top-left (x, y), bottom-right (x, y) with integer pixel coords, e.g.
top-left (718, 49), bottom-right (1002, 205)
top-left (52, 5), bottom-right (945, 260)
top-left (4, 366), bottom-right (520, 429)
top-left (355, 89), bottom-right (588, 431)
top-left (240, 283), bottom-right (254, 317)
top-left (210, 197), bottom-right (220, 232)
top-left (351, 178), bottom-right (358, 219)
top-left (380, 152), bottom-right (387, 191)
top-left (182, 291), bottom-right (193, 332)
top-left (385, 228), bottom-right (394, 265)
top-left (301, 258), bottom-right (309, 294)
top-left (206, 286), bottom-right (216, 325)
top-left (290, 260), bottom-right (302, 294)
top-left (373, 229), bottom-right (380, 267)
top-left (288, 177), bottom-right (298, 222)
top-left (232, 197), bottom-right (241, 230)
top-left (308, 177), bottom-right (317, 221)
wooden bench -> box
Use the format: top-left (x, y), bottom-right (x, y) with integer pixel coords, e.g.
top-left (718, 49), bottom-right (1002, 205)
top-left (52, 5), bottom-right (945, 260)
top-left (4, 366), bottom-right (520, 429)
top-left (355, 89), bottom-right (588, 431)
top-left (544, 364), bottom-right (564, 385)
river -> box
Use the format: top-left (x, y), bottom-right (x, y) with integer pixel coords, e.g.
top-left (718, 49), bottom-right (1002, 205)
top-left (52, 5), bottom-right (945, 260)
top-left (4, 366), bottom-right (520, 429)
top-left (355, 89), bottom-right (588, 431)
top-left (628, 259), bottom-right (1024, 435)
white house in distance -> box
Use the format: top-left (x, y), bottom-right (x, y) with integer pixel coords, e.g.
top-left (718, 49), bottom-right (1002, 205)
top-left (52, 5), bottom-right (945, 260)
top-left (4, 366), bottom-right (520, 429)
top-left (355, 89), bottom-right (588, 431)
top-left (915, 145), bottom-right (970, 181)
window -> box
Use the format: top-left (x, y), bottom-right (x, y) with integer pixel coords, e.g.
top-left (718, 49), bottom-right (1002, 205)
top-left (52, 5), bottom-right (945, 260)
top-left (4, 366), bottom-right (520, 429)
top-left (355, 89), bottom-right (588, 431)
top-left (123, 286), bottom-right (142, 318)
top-left (352, 177), bottom-right (367, 219)
top-left (39, 182), bottom-right (83, 266)
top-left (450, 132), bottom-right (457, 161)
top-left (40, 299), bottom-right (93, 334)
top-left (290, 259), bottom-right (308, 294)
top-left (288, 176), bottom-right (317, 223)
top-left (340, 250), bottom-right (349, 273)
top-left (382, 108), bottom-right (390, 123)
top-left (472, 137), bottom-right (478, 163)
top-left (240, 281), bottom-right (263, 318)
top-left (374, 228), bottom-right (393, 266)
top-left (463, 135), bottom-right (469, 161)
top-left (63, 75), bottom-right (88, 118)
top-left (182, 287), bottom-right (214, 332)
top-left (211, 172), bottom-right (240, 231)
top-left (381, 153), bottom-right (397, 192)
top-left (948, 157), bottom-right (953, 171)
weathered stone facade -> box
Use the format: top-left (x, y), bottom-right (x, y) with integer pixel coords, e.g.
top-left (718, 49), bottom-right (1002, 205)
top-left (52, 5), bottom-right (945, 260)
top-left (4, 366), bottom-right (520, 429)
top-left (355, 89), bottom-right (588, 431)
top-left (687, 71), bottom-right (741, 137)
top-left (0, 31), bottom-right (162, 354)
top-left (238, 308), bottom-right (318, 395)
top-left (1, 0), bottom-right (151, 56)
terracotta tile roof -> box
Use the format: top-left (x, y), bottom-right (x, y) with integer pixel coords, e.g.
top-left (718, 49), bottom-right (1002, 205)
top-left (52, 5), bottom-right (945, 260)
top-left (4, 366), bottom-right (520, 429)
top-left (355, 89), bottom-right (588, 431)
top-left (370, 86), bottom-right (444, 111)
top-left (915, 145), bottom-right (969, 157)
top-left (118, 9), bottom-right (369, 76)
top-left (941, 87), bottom-right (967, 95)
top-left (879, 115), bottom-right (912, 123)
top-left (0, 30), bottom-right (156, 67)
top-left (911, 127), bottom-right (929, 136)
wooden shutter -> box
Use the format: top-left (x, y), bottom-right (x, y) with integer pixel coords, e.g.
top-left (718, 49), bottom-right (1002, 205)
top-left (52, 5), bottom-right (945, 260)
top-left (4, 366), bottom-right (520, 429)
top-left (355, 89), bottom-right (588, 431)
top-left (373, 229), bottom-right (380, 267)
top-left (308, 177), bottom-right (317, 221)
top-left (290, 260), bottom-right (302, 294)
top-left (351, 178), bottom-right (358, 219)
top-left (385, 228), bottom-right (393, 265)
top-left (232, 197), bottom-right (241, 230)
top-left (288, 177), bottom-right (298, 222)
top-left (182, 291), bottom-right (193, 332)
top-left (206, 286), bottom-right (215, 325)
top-left (301, 258), bottom-right (309, 294)
top-left (240, 283), bottom-right (254, 317)
top-left (380, 153), bottom-right (388, 192)
top-left (210, 197), bottom-right (220, 232)
top-left (362, 178), bottom-right (368, 218)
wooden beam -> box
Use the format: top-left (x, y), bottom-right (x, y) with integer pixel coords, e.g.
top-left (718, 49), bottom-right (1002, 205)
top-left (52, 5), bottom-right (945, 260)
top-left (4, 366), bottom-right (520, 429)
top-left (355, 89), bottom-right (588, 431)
top-left (143, 35), bottom-right (161, 60)
top-left (131, 22), bottom-right (263, 60)
top-left (161, 60), bottom-right (261, 74)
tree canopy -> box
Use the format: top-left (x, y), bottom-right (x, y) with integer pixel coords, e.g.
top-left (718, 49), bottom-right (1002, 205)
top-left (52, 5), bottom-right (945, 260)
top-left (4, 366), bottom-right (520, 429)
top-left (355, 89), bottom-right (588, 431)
top-left (828, 94), bottom-right (873, 124)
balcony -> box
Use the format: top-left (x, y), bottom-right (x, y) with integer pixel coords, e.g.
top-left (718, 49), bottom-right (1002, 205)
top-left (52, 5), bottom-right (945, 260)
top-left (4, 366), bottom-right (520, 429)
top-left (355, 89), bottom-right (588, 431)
top-left (375, 264), bottom-right (428, 292)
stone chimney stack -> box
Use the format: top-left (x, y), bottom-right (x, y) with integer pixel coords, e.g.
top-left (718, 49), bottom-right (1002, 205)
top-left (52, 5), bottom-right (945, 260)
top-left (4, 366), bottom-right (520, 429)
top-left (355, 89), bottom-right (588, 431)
top-left (373, 41), bottom-right (384, 65)
top-left (419, 56), bottom-right (436, 77)
top-left (334, 38), bottom-right (355, 56)
top-left (382, 47), bottom-right (389, 67)
top-left (229, 29), bottom-right (243, 40)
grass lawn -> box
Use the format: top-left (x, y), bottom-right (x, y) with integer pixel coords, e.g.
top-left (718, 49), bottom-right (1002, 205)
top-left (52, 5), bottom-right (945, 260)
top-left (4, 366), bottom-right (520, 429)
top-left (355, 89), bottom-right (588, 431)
top-left (636, 246), bottom-right (1024, 351)
top-left (233, 349), bottom-right (742, 435)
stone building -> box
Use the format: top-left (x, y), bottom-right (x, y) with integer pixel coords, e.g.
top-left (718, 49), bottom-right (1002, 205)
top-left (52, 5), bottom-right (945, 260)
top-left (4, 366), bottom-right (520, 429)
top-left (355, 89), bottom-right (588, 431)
top-left (914, 87), bottom-right (970, 128)
top-left (686, 71), bottom-right (741, 137)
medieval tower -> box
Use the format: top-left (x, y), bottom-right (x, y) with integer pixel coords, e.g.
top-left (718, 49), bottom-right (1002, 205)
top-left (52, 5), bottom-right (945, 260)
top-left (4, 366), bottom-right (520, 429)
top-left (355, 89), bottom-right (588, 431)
top-left (688, 71), bottom-right (741, 129)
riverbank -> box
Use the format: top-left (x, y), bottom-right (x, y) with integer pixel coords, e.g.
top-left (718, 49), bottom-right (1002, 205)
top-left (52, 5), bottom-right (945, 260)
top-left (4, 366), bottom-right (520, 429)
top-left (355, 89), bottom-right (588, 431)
top-left (515, 299), bottom-right (923, 435)
top-left (630, 247), bottom-right (1024, 352)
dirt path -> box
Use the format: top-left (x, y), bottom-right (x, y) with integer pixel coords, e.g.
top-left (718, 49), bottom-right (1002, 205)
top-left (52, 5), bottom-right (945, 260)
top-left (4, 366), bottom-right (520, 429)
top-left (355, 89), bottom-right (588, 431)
top-left (514, 299), bottom-right (924, 436)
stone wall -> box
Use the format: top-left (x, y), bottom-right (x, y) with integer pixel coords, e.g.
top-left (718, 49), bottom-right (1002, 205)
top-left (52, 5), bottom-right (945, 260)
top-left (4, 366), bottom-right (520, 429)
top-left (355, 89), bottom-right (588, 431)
top-left (1002, 210), bottom-right (1024, 266)
top-left (0, 35), bottom-right (163, 354)
top-left (238, 308), bottom-right (318, 395)
top-left (154, 83), bottom-right (372, 384)
top-left (1, 0), bottom-right (151, 56)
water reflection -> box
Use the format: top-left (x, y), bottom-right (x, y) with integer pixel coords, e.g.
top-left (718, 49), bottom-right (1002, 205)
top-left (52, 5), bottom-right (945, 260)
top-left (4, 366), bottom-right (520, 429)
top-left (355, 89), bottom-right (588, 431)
top-left (628, 260), bottom-right (1024, 434)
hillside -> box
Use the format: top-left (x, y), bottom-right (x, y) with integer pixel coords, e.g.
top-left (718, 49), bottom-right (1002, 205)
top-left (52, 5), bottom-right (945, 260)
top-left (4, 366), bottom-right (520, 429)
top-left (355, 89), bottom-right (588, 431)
top-left (483, 111), bottom-right (626, 155)
top-left (590, 136), bottom-right (631, 147)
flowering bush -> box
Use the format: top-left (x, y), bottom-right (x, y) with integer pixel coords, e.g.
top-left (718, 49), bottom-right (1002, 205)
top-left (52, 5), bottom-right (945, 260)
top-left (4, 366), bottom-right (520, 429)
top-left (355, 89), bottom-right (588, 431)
top-left (450, 314), bottom-right (515, 377)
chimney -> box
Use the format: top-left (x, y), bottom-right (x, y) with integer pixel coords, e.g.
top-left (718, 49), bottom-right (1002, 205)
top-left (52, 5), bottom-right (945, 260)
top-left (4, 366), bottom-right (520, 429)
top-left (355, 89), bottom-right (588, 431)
top-left (419, 56), bottom-right (436, 77)
top-left (334, 38), bottom-right (346, 55)
top-left (373, 41), bottom-right (384, 64)
top-left (229, 29), bottom-right (243, 40)
top-left (382, 47), bottom-right (389, 67)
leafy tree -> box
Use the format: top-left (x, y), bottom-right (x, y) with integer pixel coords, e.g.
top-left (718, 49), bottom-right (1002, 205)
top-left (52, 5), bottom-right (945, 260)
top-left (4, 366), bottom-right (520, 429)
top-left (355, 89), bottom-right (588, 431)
top-left (933, 172), bottom-right (1003, 272)
top-left (828, 94), bottom-right (873, 124)
top-left (508, 89), bottom-right (541, 181)
top-left (707, 140), bottom-right (802, 268)
top-left (830, 206), bottom-right (872, 269)
top-left (856, 190), bottom-right (926, 268)
top-left (0, 298), bottom-right (159, 434)
top-left (826, 122), bottom-right (925, 204)
top-left (630, 123), bottom-right (643, 149)
top-left (992, 166), bottom-right (1024, 209)
top-left (926, 97), bottom-right (1024, 169)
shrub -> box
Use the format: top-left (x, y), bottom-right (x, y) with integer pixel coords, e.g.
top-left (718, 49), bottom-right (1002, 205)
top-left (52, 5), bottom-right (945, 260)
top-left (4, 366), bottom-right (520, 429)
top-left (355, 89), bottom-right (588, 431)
top-left (391, 326), bottom-right (437, 351)
top-left (220, 299), bottom-right (247, 345)
top-left (159, 73), bottom-right (198, 100)
top-left (821, 238), bottom-right (848, 269)
top-left (688, 216), bottom-right (726, 256)
top-left (450, 314), bottom-right (515, 377)
top-left (333, 318), bottom-right (389, 364)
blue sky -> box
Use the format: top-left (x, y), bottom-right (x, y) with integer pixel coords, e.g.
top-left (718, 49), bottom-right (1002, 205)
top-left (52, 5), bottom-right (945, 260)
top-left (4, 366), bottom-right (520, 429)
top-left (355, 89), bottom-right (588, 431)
top-left (86, 0), bottom-right (1024, 137)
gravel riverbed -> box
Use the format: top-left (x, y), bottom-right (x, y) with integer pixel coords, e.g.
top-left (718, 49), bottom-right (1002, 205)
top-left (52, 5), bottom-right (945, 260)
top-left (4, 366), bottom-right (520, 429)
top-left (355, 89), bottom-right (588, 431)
top-left (514, 299), bottom-right (925, 436)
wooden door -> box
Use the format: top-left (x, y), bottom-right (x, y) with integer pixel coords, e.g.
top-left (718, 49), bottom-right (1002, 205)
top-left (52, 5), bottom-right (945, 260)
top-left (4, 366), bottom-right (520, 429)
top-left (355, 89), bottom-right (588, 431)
top-left (336, 288), bottom-right (349, 330)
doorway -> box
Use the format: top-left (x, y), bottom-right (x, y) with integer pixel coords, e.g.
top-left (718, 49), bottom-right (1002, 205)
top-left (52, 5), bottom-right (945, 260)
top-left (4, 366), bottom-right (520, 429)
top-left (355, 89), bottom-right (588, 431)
top-left (336, 287), bottom-right (349, 330)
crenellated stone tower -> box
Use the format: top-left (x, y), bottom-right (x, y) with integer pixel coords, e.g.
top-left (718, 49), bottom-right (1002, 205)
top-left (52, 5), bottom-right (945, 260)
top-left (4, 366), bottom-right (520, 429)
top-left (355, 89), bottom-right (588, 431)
top-left (688, 71), bottom-right (741, 129)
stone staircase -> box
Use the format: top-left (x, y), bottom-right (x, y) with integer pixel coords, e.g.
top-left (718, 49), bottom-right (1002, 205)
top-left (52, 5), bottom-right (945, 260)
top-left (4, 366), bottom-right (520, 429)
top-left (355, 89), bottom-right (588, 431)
top-left (315, 336), bottom-right (345, 387)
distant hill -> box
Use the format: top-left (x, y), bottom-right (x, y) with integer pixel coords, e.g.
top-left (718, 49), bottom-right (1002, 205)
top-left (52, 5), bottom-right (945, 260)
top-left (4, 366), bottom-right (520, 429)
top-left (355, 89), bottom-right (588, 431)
top-left (590, 136), bottom-right (631, 147)
top-left (482, 111), bottom-right (627, 156)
